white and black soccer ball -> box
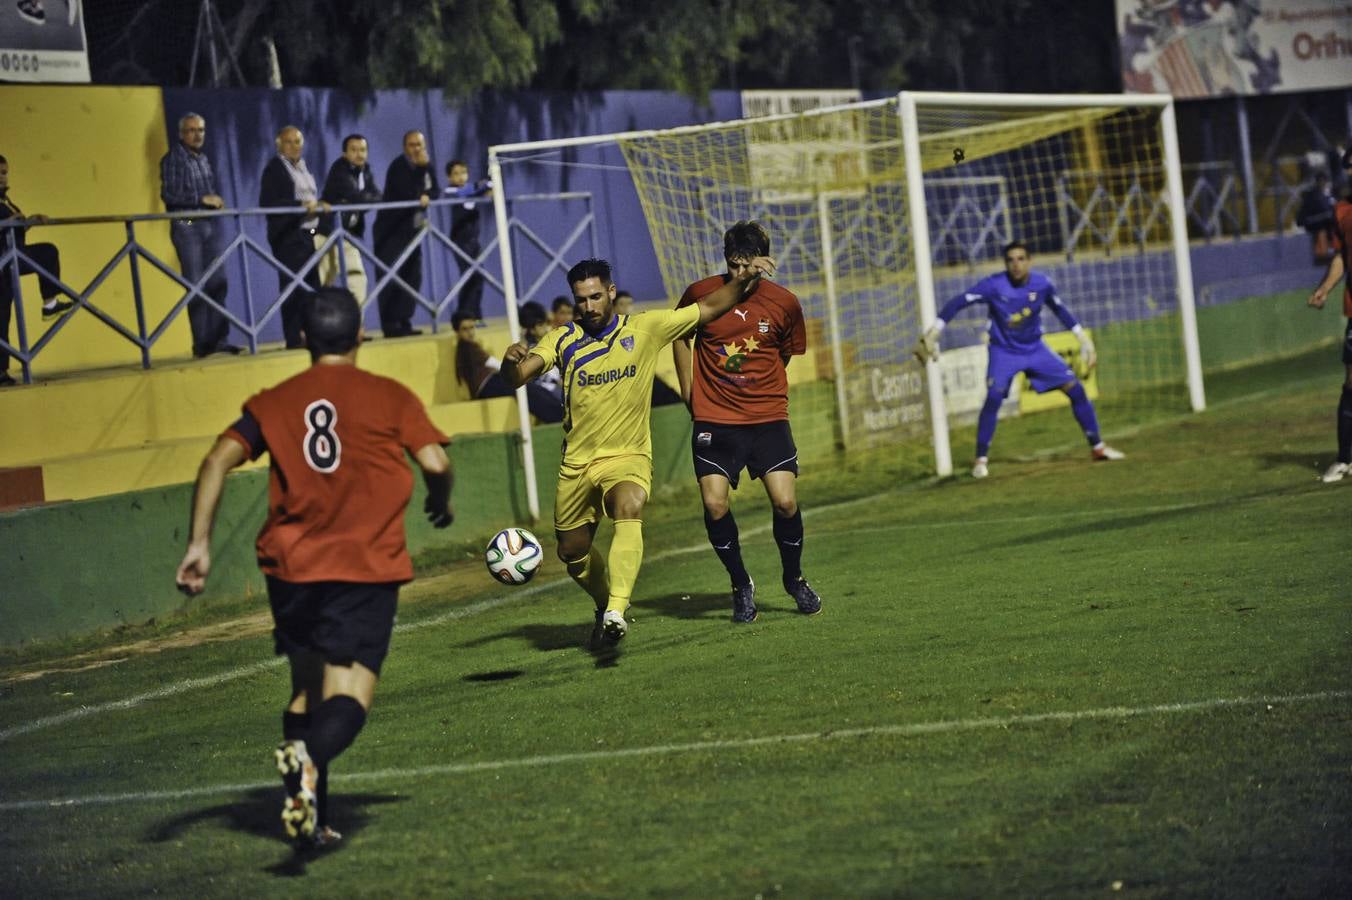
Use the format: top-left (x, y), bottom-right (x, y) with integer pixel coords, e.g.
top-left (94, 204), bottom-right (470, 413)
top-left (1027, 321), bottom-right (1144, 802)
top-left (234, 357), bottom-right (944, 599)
top-left (484, 527), bottom-right (543, 585)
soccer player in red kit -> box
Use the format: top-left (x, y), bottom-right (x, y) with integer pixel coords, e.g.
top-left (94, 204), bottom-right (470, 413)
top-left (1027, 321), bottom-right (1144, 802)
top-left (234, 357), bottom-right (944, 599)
top-left (1307, 145), bottom-right (1352, 483)
top-left (673, 221), bottom-right (822, 623)
top-left (175, 287), bottom-right (454, 847)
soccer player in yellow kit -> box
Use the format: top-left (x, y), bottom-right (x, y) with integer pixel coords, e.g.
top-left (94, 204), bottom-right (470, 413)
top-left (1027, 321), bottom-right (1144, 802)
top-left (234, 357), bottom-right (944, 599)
top-left (501, 256), bottom-right (774, 646)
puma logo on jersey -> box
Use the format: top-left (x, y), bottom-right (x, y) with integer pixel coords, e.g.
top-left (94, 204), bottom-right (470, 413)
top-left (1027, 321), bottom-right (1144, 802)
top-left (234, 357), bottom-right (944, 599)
top-left (733, 309), bottom-right (748, 321)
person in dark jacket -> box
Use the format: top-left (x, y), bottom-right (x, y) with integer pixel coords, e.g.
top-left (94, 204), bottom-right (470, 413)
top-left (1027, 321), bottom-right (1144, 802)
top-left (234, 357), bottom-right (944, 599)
top-left (443, 159), bottom-right (491, 320)
top-left (372, 131), bottom-right (435, 338)
top-left (259, 125), bottom-right (329, 349)
top-left (1, 154), bottom-right (75, 386)
top-left (318, 134), bottom-right (381, 304)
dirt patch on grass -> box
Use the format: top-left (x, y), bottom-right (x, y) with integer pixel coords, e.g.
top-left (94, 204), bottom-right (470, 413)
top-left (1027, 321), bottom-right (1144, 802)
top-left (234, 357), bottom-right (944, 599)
top-left (1, 561), bottom-right (494, 685)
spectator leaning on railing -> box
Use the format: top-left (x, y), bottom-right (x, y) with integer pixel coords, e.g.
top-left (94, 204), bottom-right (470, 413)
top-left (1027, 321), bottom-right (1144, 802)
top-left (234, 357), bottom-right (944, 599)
top-left (1, 153), bottom-right (76, 387)
top-left (319, 134), bottom-right (381, 304)
top-left (261, 126), bottom-right (329, 350)
top-left (373, 131), bottom-right (436, 339)
top-left (160, 112), bottom-right (239, 359)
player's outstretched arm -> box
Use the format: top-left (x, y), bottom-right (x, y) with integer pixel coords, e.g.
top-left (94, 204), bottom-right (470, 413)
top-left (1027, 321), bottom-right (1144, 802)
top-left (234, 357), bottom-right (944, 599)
top-left (695, 256), bottom-right (776, 325)
top-left (176, 436), bottom-right (250, 595)
top-left (500, 342), bottom-right (546, 388)
top-left (672, 338), bottom-right (694, 409)
top-left (415, 443), bottom-right (454, 529)
top-left (1308, 254), bottom-right (1344, 309)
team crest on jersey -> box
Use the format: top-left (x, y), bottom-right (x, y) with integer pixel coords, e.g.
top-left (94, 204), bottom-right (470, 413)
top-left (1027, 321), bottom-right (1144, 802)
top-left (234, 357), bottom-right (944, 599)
top-left (620, 335), bottom-right (634, 351)
top-left (1028, 292), bottom-right (1037, 301)
top-left (695, 431), bottom-right (712, 446)
top-left (758, 318), bottom-right (770, 334)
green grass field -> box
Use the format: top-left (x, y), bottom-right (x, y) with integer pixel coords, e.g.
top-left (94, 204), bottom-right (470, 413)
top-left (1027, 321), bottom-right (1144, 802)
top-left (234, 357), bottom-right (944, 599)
top-left (2, 349), bottom-right (1349, 898)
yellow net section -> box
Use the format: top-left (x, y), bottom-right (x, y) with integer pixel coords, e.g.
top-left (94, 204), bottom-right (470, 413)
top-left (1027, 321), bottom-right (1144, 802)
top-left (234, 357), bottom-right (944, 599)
top-left (616, 97), bottom-right (1186, 463)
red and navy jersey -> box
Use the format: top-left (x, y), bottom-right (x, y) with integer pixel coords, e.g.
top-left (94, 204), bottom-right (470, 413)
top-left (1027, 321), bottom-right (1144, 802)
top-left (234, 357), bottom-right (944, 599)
top-left (224, 363), bottom-right (449, 584)
top-left (1333, 199), bottom-right (1352, 316)
top-left (677, 275), bottom-right (806, 425)
top-left (939, 270), bottom-right (1081, 352)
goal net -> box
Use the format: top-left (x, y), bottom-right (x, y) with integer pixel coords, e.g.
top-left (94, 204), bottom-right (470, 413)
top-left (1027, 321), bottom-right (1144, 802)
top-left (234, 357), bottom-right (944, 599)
top-left (490, 91), bottom-right (1201, 491)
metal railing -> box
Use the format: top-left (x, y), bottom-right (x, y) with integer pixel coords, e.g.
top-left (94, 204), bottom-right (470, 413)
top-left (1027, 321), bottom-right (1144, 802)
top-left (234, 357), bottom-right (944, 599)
top-left (1, 193), bottom-right (594, 384)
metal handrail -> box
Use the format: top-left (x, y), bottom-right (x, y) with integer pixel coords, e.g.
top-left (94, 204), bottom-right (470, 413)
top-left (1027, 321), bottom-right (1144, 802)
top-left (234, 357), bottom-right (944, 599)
top-left (0, 194), bottom-right (592, 384)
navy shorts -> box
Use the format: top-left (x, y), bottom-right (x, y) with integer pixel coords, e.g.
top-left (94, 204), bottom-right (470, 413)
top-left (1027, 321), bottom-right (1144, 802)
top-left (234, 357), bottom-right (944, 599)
top-left (267, 577), bottom-right (399, 675)
top-left (987, 343), bottom-right (1077, 395)
top-left (1342, 318), bottom-right (1351, 365)
top-left (691, 420), bottom-right (799, 489)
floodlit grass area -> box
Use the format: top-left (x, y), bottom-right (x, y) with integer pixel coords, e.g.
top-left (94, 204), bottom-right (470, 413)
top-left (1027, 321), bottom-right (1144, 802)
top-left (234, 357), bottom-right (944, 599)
top-left (1, 348), bottom-right (1349, 897)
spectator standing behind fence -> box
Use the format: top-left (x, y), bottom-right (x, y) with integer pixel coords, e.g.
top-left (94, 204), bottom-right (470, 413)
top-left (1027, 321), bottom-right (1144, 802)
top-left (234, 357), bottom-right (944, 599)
top-left (260, 126), bottom-right (329, 350)
top-left (1298, 173), bottom-right (1337, 266)
top-left (160, 113), bottom-right (238, 359)
top-left (443, 159), bottom-right (491, 321)
top-left (318, 134), bottom-right (381, 304)
top-left (1, 154), bottom-right (76, 387)
top-left (373, 131), bottom-right (435, 338)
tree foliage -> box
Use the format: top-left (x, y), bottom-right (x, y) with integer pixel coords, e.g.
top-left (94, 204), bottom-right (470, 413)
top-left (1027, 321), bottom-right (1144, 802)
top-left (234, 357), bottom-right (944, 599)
top-left (86, 0), bottom-right (1122, 97)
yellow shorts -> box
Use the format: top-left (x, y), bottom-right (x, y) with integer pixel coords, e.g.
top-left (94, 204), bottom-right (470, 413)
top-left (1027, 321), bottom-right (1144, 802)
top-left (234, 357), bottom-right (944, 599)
top-left (554, 454), bottom-right (652, 532)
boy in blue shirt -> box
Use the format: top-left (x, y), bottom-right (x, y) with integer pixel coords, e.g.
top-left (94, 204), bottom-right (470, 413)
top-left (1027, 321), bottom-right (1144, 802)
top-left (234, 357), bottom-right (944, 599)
top-left (915, 240), bottom-right (1125, 478)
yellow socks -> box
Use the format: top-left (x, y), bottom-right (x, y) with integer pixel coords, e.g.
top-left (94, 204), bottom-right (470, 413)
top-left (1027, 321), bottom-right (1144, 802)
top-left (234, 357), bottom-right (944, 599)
top-left (564, 548), bottom-right (610, 612)
top-left (606, 519), bottom-right (644, 615)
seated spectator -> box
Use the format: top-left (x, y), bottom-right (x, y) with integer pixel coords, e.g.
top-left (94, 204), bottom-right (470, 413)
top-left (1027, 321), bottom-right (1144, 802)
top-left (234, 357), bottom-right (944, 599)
top-left (614, 289), bottom-right (635, 315)
top-left (1297, 173), bottom-right (1336, 265)
top-left (453, 310), bottom-right (562, 423)
top-left (319, 133), bottom-right (382, 303)
top-left (550, 294), bottom-right (576, 327)
top-left (1, 154), bottom-right (74, 387)
top-left (260, 125), bottom-right (329, 348)
top-left (518, 300), bottom-right (563, 403)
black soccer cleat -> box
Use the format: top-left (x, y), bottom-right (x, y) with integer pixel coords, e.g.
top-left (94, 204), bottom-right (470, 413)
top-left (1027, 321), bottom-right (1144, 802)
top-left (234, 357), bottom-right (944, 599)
top-left (731, 580), bottom-right (757, 623)
top-left (784, 576), bottom-right (822, 616)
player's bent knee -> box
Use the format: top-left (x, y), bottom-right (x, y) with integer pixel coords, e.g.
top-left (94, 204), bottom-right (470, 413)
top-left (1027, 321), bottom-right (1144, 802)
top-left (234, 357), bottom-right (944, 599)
top-left (703, 498), bottom-right (731, 519)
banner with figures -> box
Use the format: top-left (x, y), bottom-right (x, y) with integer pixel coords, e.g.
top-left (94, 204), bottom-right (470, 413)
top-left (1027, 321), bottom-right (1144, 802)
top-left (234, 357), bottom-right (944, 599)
top-left (0, 0), bottom-right (89, 83)
top-left (1117, 0), bottom-right (1352, 98)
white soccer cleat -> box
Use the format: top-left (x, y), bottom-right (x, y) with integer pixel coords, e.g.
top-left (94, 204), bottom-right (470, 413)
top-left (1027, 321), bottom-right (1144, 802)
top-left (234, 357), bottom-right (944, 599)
top-left (971, 458), bottom-right (989, 479)
top-left (601, 609), bottom-right (628, 642)
top-left (1092, 444), bottom-right (1126, 462)
top-left (1320, 461), bottom-right (1349, 483)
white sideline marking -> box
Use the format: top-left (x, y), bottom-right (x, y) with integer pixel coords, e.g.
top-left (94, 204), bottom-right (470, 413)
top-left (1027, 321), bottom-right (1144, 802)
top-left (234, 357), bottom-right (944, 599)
top-left (1, 689), bottom-right (1345, 813)
top-left (0, 493), bottom-right (1275, 746)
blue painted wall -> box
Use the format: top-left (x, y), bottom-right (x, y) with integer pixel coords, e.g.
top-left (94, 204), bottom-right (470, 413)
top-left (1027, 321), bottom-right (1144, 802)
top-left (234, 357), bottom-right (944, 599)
top-left (158, 88), bottom-right (743, 343)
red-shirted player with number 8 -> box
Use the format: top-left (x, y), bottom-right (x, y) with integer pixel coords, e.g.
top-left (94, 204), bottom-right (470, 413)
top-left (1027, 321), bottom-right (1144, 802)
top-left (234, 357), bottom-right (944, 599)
top-left (673, 221), bottom-right (822, 624)
top-left (175, 287), bottom-right (454, 849)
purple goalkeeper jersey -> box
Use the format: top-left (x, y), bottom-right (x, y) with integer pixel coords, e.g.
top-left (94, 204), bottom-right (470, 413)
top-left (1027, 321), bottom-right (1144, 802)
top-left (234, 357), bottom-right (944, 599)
top-left (938, 270), bottom-right (1080, 352)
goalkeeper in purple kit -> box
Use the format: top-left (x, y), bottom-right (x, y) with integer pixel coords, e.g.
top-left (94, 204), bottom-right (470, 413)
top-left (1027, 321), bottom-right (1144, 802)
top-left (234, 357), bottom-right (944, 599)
top-left (914, 240), bottom-right (1125, 478)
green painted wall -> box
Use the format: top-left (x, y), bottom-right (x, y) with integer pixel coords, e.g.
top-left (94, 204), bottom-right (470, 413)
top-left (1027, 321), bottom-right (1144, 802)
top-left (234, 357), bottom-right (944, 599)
top-left (0, 407), bottom-right (695, 648)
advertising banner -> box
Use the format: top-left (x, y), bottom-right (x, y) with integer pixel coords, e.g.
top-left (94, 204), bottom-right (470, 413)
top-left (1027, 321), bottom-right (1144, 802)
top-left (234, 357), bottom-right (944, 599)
top-left (1118, 0), bottom-right (1352, 98)
top-left (0, 0), bottom-right (89, 83)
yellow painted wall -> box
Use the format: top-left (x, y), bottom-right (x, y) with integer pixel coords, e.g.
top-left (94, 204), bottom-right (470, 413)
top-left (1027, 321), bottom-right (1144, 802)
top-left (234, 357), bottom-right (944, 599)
top-left (1, 85), bottom-right (194, 373)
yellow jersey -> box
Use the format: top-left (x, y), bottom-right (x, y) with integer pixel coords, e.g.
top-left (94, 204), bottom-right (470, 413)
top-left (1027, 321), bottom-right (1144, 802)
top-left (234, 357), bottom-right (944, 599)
top-left (528, 306), bottom-right (699, 465)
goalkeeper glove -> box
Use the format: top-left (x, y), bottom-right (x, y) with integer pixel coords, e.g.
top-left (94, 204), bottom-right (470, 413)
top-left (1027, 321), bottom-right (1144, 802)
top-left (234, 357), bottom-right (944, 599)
top-left (913, 326), bottom-right (942, 364)
top-left (1075, 331), bottom-right (1097, 371)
